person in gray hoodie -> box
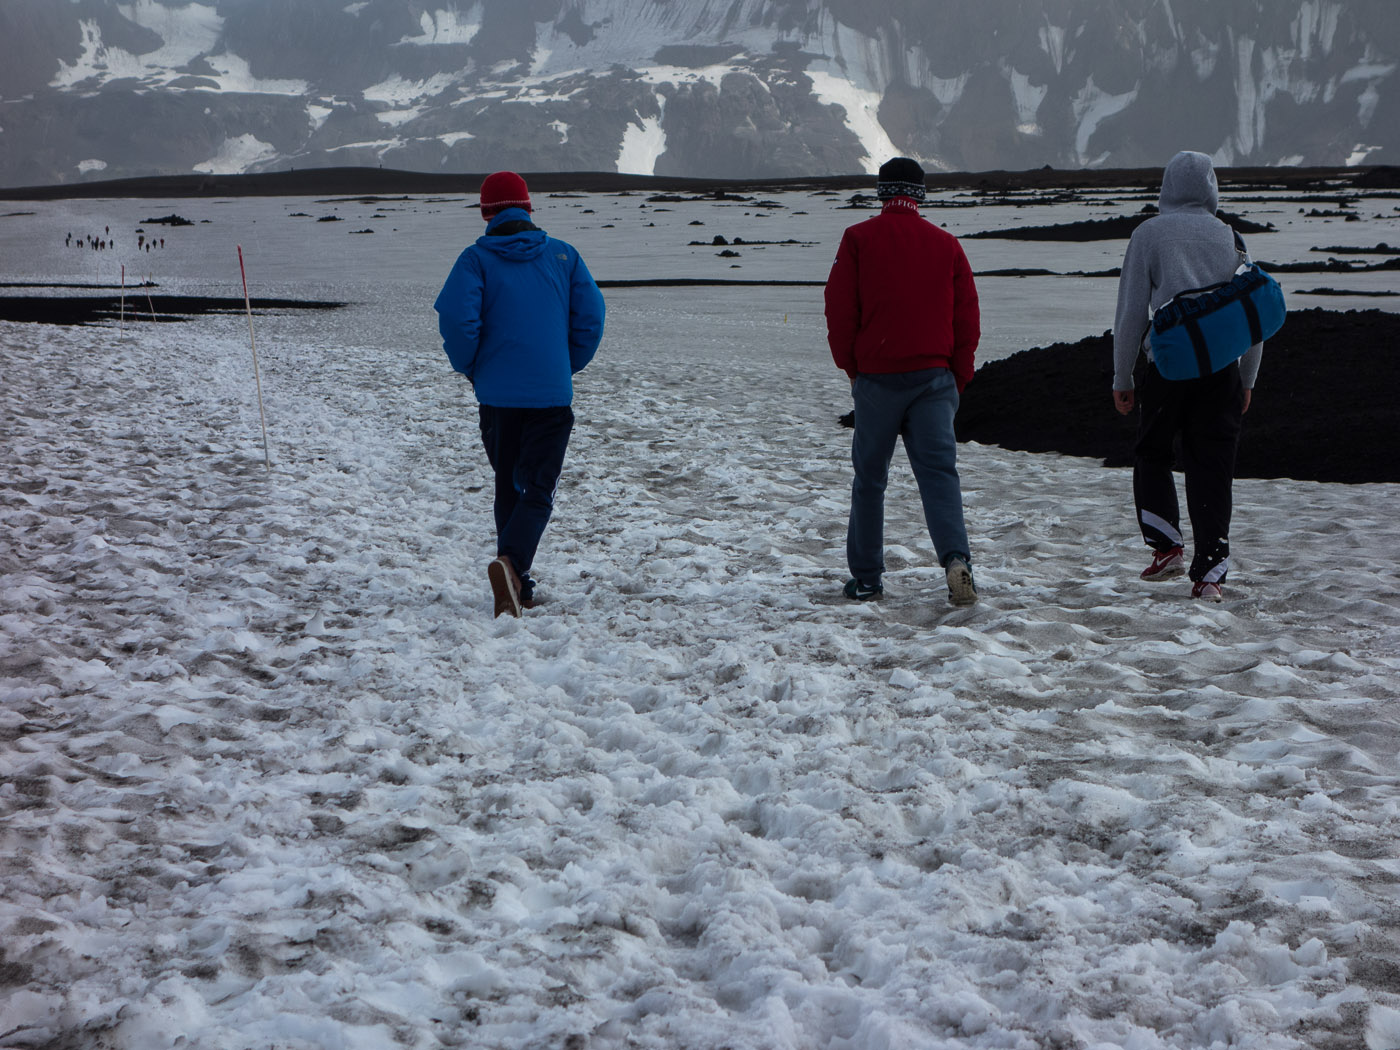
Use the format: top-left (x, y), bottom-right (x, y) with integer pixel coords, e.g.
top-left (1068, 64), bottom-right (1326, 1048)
top-left (1112, 151), bottom-right (1263, 602)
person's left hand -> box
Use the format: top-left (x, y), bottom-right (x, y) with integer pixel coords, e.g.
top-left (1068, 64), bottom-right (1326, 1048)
top-left (1113, 389), bottom-right (1135, 415)
top-left (1242, 389), bottom-right (1252, 414)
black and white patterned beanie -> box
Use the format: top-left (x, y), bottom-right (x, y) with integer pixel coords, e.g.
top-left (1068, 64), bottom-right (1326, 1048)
top-left (876, 157), bottom-right (927, 202)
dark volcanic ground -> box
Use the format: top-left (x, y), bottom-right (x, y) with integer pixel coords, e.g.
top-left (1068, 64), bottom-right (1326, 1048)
top-left (0, 293), bottom-right (343, 325)
top-left (955, 308), bottom-right (1400, 484)
top-left (1, 164), bottom-right (1393, 202)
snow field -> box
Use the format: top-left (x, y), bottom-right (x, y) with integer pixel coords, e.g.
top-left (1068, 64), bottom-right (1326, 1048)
top-left (3, 289), bottom-right (1399, 1050)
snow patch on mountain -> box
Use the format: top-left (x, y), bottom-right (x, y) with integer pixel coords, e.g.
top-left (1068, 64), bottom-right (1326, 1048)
top-left (807, 71), bottom-right (898, 171)
top-left (1235, 37), bottom-right (1266, 156)
top-left (512, 78), bottom-right (588, 104)
top-left (1040, 24), bottom-right (1068, 74)
top-left (890, 44), bottom-right (968, 111)
top-left (1157, 0), bottom-right (1179, 39)
top-left (1343, 63), bottom-right (1397, 127)
top-left (50, 8), bottom-right (303, 97)
top-left (818, 18), bottom-right (889, 84)
top-left (528, 46), bottom-right (557, 77)
top-left (529, 0), bottom-right (751, 80)
top-left (202, 52), bottom-right (308, 96)
top-left (116, 0), bottom-right (222, 53)
top-left (377, 107), bottom-right (423, 128)
top-left (364, 74), bottom-right (458, 106)
top-left (1294, 0), bottom-right (1343, 59)
top-left (814, 14), bottom-right (966, 110)
top-left (399, 5), bottom-right (482, 46)
top-left (1188, 38), bottom-right (1222, 80)
top-left (1071, 76), bottom-right (1139, 164)
top-left (1010, 71), bottom-right (1048, 135)
top-left (325, 137), bottom-right (404, 158)
top-left (1346, 143), bottom-right (1382, 165)
top-left (194, 134), bottom-right (277, 173)
top-left (635, 63), bottom-right (747, 88)
top-left (617, 99), bottom-right (666, 175)
top-left (804, 17), bottom-right (917, 167)
top-left (52, 12), bottom-right (220, 90)
top-left (49, 22), bottom-right (118, 89)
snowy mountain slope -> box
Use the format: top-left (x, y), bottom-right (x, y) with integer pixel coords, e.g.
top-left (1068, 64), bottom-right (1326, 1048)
top-left (0, 0), bottom-right (1395, 186)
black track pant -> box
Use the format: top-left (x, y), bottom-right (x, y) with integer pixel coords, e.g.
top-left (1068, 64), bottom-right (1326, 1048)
top-left (1133, 361), bottom-right (1246, 583)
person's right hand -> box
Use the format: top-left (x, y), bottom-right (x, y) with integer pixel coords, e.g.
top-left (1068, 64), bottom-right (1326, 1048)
top-left (1113, 389), bottom-right (1135, 415)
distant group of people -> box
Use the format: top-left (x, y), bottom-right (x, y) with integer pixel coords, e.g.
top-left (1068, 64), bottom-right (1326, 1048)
top-left (434, 152), bottom-right (1264, 618)
top-left (65, 227), bottom-right (165, 252)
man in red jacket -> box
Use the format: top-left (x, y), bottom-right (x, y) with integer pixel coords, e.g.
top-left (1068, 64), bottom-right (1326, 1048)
top-left (825, 156), bottom-right (980, 607)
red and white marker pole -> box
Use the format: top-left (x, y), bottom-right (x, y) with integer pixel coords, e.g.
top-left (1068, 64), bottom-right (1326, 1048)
top-left (237, 246), bottom-right (272, 471)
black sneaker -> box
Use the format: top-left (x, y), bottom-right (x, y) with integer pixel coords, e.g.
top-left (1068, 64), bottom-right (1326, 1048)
top-left (843, 578), bottom-right (883, 601)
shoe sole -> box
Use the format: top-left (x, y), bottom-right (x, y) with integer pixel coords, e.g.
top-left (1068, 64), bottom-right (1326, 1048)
top-left (1141, 563), bottom-right (1186, 581)
top-left (488, 558), bottom-right (521, 618)
top-left (946, 563), bottom-right (978, 607)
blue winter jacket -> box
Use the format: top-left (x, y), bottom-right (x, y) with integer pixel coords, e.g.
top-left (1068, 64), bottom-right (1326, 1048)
top-left (434, 208), bottom-right (605, 407)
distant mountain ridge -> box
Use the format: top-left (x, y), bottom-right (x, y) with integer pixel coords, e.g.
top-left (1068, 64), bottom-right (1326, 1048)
top-left (0, 0), bottom-right (1395, 187)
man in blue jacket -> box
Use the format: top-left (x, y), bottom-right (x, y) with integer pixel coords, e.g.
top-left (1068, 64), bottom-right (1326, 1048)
top-left (435, 171), bottom-right (606, 617)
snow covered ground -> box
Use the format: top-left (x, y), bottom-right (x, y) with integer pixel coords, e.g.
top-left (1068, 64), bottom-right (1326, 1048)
top-left (2, 187), bottom-right (1399, 1049)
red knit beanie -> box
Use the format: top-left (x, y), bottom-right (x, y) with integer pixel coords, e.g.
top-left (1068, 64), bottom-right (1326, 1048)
top-left (479, 171), bottom-right (531, 218)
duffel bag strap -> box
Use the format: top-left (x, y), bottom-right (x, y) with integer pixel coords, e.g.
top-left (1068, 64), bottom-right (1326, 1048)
top-left (1239, 285), bottom-right (1263, 345)
top-left (1183, 316), bottom-right (1212, 378)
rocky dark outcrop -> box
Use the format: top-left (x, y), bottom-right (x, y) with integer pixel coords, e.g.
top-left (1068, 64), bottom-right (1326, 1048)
top-left (955, 309), bottom-right (1400, 484)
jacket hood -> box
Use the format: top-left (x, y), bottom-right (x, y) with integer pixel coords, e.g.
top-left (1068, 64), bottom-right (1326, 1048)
top-left (476, 207), bottom-right (547, 260)
top-left (1158, 151), bottom-right (1219, 215)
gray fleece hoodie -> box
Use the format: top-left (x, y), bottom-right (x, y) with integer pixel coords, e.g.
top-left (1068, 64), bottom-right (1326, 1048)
top-left (1112, 151), bottom-right (1264, 391)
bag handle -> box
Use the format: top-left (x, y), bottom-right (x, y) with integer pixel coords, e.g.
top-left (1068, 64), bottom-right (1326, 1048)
top-left (1232, 230), bottom-right (1252, 274)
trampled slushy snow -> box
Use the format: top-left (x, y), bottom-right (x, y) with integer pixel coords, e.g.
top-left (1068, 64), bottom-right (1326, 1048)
top-left (2, 187), bottom-right (1399, 1049)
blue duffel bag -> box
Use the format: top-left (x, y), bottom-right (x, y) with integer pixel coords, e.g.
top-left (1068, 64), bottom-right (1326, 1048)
top-left (1146, 235), bottom-right (1286, 381)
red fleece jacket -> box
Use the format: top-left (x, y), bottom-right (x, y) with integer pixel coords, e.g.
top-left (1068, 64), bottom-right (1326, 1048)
top-left (824, 199), bottom-right (980, 391)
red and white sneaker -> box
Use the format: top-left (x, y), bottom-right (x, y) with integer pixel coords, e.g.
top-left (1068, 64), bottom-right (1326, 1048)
top-left (1141, 546), bottom-right (1185, 581)
top-left (1191, 580), bottom-right (1224, 602)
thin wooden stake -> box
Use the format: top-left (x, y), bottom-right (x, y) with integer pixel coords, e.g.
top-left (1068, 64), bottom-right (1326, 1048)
top-left (237, 245), bottom-right (272, 471)
top-left (119, 264), bottom-right (126, 337)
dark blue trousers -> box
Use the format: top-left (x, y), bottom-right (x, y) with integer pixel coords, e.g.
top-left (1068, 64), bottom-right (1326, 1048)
top-left (479, 404), bottom-right (574, 594)
top-left (848, 368), bottom-right (971, 586)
